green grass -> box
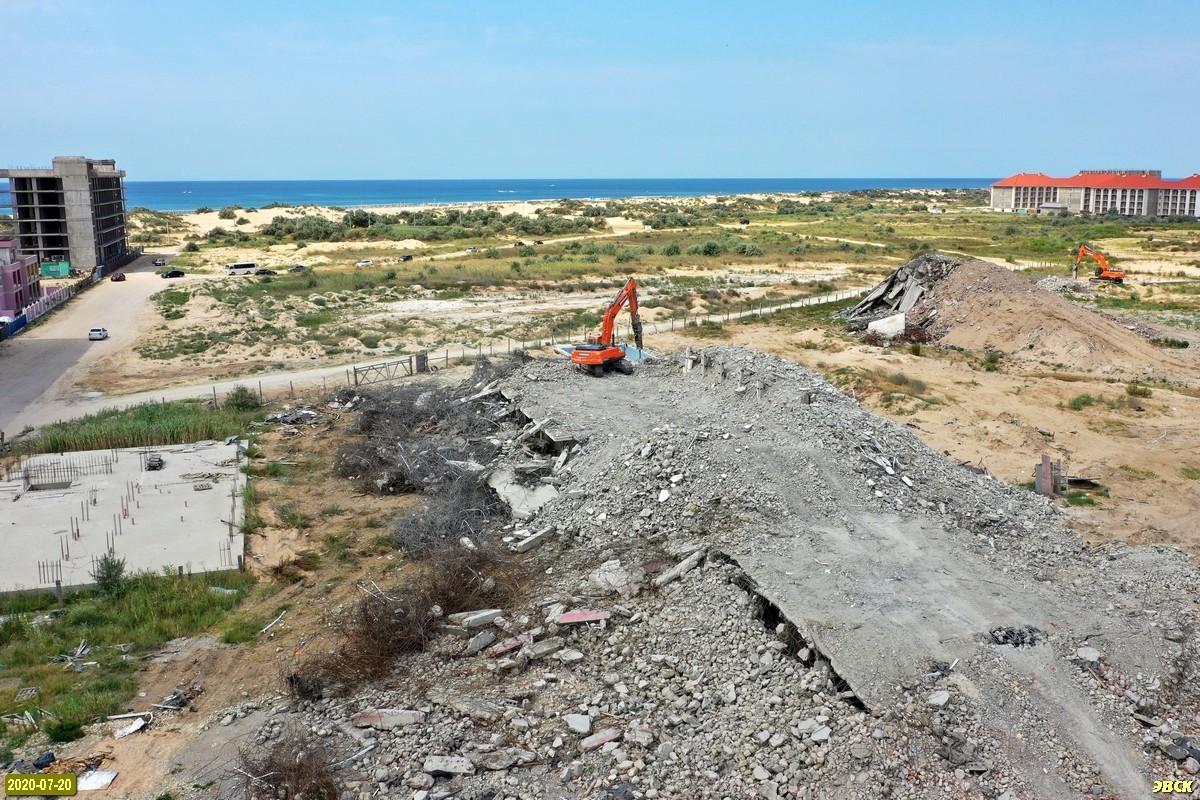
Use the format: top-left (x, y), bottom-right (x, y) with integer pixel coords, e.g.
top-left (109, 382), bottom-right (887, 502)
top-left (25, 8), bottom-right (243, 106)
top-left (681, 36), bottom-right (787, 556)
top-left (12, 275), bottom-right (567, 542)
top-left (18, 400), bottom-right (262, 454)
top-left (1067, 393), bottom-right (1098, 411)
top-left (1064, 490), bottom-right (1098, 506)
top-left (1181, 466), bottom-right (1200, 481)
top-left (0, 570), bottom-right (254, 746)
top-left (221, 617), bottom-right (265, 644)
top-left (277, 501), bottom-right (310, 529)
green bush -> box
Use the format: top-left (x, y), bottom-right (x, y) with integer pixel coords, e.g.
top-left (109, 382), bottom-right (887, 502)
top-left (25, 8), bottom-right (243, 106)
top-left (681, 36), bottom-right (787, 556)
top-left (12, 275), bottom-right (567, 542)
top-left (661, 242), bottom-right (681, 256)
top-left (225, 385), bottom-right (261, 411)
top-left (195, 206), bottom-right (214, 214)
top-left (44, 720), bottom-right (85, 742)
top-left (218, 207), bottom-right (238, 220)
top-left (1125, 383), bottom-right (1152, 398)
top-left (1068, 394), bottom-right (1097, 411)
top-left (90, 555), bottom-right (127, 598)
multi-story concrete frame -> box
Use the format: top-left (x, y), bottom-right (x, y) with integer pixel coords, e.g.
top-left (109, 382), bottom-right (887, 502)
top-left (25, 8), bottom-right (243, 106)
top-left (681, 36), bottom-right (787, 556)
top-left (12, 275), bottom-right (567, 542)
top-left (0, 157), bottom-right (130, 272)
top-left (991, 170), bottom-right (1200, 217)
top-left (0, 238), bottom-right (41, 318)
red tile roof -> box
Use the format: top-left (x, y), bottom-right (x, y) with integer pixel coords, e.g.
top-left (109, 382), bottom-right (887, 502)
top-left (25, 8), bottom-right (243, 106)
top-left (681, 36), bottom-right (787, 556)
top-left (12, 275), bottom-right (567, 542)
top-left (994, 172), bottom-right (1200, 189)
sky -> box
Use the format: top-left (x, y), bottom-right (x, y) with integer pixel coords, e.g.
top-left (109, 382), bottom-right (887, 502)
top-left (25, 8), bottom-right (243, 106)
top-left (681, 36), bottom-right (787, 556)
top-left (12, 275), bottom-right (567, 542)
top-left (1, 0), bottom-right (1198, 180)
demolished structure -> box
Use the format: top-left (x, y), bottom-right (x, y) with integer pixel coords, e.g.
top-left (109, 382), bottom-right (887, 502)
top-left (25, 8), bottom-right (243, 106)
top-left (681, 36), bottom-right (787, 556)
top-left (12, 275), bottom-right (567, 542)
top-left (249, 348), bottom-right (1200, 800)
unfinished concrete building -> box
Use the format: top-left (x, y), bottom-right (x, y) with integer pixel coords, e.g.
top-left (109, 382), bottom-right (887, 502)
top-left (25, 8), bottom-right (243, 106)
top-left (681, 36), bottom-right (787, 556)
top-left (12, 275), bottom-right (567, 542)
top-left (0, 157), bottom-right (131, 273)
top-left (991, 169), bottom-right (1200, 217)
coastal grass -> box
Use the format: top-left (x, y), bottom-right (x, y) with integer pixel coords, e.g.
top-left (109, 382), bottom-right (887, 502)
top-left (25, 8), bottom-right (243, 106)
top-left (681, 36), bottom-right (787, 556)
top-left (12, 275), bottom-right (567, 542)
top-left (0, 569), bottom-right (255, 746)
top-left (18, 400), bottom-right (261, 454)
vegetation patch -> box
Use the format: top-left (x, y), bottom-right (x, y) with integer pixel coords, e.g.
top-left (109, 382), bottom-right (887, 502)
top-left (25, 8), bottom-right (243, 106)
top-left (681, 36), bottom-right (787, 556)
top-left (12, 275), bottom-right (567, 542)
top-left (0, 569), bottom-right (253, 749)
top-left (1067, 393), bottom-right (1098, 411)
top-left (17, 400), bottom-right (261, 454)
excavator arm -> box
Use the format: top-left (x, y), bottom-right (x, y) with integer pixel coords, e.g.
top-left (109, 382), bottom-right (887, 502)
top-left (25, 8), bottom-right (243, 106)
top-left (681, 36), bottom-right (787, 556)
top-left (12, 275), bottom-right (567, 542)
top-left (596, 278), bottom-right (643, 350)
top-left (1075, 244), bottom-right (1109, 271)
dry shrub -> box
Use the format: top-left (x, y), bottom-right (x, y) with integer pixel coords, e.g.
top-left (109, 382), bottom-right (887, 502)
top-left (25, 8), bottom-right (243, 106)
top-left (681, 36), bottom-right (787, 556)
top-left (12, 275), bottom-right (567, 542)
top-left (289, 546), bottom-right (521, 696)
top-left (237, 728), bottom-right (339, 800)
top-left (331, 380), bottom-right (498, 496)
top-left (269, 550), bottom-right (321, 583)
top-left (391, 474), bottom-right (504, 557)
top-left (471, 353), bottom-right (528, 386)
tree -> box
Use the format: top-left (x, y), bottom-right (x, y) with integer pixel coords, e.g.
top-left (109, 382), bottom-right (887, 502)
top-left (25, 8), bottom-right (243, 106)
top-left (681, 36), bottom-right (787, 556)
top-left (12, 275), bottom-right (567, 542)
top-left (90, 554), bottom-right (127, 598)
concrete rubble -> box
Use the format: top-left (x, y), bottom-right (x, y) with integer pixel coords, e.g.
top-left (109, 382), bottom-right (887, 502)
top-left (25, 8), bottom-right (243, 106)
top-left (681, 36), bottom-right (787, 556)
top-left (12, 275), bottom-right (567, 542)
top-left (239, 348), bottom-right (1200, 800)
top-left (843, 251), bottom-right (963, 328)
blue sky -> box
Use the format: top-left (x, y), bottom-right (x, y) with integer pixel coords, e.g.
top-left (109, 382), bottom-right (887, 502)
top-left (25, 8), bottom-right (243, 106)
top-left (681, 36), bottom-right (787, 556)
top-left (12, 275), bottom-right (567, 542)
top-left (2, 0), bottom-right (1197, 180)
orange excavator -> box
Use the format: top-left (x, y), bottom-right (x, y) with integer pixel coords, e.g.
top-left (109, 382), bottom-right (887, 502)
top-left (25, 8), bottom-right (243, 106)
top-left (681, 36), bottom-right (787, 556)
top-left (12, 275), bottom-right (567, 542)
top-left (571, 277), bottom-right (644, 375)
top-left (1075, 244), bottom-right (1126, 283)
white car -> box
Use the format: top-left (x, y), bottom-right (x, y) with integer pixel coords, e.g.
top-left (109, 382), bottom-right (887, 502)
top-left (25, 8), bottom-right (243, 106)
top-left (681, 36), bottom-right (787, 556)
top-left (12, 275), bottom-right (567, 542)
top-left (88, 327), bottom-right (109, 340)
top-left (356, 259), bottom-right (373, 266)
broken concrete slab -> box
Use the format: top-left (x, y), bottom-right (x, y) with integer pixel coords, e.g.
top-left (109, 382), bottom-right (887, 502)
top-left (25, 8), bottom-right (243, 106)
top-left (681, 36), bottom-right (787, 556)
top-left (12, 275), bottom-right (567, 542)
top-left (589, 559), bottom-right (646, 598)
top-left (927, 690), bottom-right (951, 708)
top-left (113, 717), bottom-right (147, 739)
top-left (466, 630), bottom-right (496, 654)
top-left (580, 728), bottom-right (623, 750)
top-left (564, 713), bottom-right (592, 735)
top-left (422, 755), bottom-right (475, 777)
top-left (556, 609), bottom-right (611, 625)
top-left (462, 609), bottom-right (503, 628)
top-left (866, 312), bottom-right (906, 338)
top-left (352, 709), bottom-right (425, 730)
top-left (426, 689), bottom-right (502, 722)
top-left (488, 466), bottom-right (560, 520)
top-left (490, 627), bottom-right (542, 656)
top-left (513, 526), bottom-right (556, 553)
top-left (526, 637), bottom-right (565, 659)
top-left (653, 550), bottom-right (705, 587)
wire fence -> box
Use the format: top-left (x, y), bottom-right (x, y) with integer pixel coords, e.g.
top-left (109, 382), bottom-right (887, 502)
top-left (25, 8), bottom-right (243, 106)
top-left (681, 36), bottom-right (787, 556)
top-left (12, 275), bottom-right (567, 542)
top-left (348, 286), bottom-right (868, 386)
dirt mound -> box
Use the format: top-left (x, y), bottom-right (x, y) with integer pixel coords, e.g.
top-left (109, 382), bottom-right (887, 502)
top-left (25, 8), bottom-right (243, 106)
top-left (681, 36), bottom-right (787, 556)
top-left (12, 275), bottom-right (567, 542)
top-left (912, 259), bottom-right (1193, 379)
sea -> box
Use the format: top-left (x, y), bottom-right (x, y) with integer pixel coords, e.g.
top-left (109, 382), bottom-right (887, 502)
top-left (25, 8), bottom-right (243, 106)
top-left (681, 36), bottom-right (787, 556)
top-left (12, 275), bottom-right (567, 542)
top-left (120, 178), bottom-right (995, 213)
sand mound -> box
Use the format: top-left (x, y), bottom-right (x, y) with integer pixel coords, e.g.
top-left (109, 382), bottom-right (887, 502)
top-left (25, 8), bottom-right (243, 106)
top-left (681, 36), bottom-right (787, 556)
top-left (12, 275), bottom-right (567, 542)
top-left (915, 260), bottom-right (1194, 379)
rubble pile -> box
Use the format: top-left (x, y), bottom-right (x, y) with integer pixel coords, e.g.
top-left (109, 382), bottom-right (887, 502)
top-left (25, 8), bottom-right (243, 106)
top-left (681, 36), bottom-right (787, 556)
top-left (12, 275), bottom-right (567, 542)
top-left (229, 346), bottom-right (1200, 800)
top-left (1036, 276), bottom-right (1094, 297)
top-left (841, 252), bottom-right (964, 330)
top-left (852, 255), bottom-right (1197, 381)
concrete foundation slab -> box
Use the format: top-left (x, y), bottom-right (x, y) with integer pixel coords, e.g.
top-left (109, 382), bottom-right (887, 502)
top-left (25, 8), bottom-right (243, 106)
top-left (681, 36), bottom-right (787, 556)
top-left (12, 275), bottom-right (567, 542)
top-left (0, 442), bottom-right (246, 593)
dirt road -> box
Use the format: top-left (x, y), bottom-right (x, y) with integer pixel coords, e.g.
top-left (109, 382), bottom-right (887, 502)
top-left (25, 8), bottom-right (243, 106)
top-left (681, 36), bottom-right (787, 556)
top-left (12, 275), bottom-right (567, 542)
top-left (0, 255), bottom-right (180, 435)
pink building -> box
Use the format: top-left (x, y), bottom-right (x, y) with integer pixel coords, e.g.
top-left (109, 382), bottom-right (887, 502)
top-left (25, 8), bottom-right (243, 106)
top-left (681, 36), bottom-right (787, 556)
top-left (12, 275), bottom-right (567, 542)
top-left (0, 238), bottom-right (41, 319)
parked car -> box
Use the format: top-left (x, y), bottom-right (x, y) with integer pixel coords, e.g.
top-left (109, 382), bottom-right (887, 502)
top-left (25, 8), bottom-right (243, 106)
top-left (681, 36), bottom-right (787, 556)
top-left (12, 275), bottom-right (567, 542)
top-left (153, 257), bottom-right (166, 267)
top-left (145, 453), bottom-right (164, 471)
top-left (88, 327), bottom-right (109, 340)
top-left (356, 259), bottom-right (373, 266)
top-left (465, 247), bottom-right (477, 253)
top-left (533, 240), bottom-right (544, 245)
top-left (255, 268), bottom-right (277, 275)
top-left (109, 272), bottom-right (126, 282)
top-left (514, 241), bottom-right (526, 247)
top-left (288, 264), bottom-right (308, 272)
top-left (400, 254), bottom-right (413, 262)
top-left (161, 269), bottom-right (185, 279)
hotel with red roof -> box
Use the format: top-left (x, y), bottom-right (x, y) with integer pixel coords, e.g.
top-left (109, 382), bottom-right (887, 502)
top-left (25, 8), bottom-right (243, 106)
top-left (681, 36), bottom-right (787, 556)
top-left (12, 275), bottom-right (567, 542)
top-left (990, 170), bottom-right (1200, 217)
